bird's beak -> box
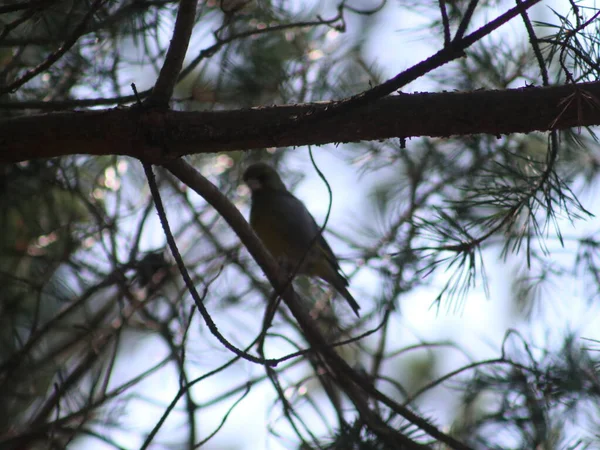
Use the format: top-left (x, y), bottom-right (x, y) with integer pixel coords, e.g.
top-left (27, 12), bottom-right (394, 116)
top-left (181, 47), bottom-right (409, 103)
top-left (246, 178), bottom-right (262, 191)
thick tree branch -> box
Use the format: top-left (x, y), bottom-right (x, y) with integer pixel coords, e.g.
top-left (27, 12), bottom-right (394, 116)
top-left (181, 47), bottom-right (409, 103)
top-left (146, 0), bottom-right (198, 107)
top-left (289, 0), bottom-right (541, 126)
top-left (2, 82), bottom-right (600, 164)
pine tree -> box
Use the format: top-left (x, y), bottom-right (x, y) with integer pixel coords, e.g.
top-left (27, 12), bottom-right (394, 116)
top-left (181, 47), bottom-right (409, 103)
top-left (1, 0), bottom-right (600, 448)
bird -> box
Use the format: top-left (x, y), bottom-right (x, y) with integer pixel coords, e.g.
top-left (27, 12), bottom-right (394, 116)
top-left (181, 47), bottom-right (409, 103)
top-left (243, 162), bottom-right (360, 317)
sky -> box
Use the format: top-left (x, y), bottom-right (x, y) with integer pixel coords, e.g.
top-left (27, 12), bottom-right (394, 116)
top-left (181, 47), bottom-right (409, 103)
top-left (71, 0), bottom-right (600, 448)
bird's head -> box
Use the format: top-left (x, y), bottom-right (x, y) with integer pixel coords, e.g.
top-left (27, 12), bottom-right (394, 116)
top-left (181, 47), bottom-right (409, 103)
top-left (243, 163), bottom-right (287, 193)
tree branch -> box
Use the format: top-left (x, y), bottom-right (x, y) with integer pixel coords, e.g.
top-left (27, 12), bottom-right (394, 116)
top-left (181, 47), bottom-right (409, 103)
top-left (146, 0), bottom-right (198, 107)
top-left (284, 0), bottom-right (541, 127)
top-left (2, 82), bottom-right (600, 164)
top-left (164, 158), bottom-right (470, 449)
top-left (0, 0), bottom-right (106, 96)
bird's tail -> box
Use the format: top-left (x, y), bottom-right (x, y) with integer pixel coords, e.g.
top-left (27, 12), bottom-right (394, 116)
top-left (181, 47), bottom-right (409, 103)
top-left (336, 282), bottom-right (361, 317)
top-left (313, 256), bottom-right (361, 316)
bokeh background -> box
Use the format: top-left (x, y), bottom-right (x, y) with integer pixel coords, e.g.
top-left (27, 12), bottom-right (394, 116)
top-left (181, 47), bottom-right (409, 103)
top-left (2, 0), bottom-right (600, 448)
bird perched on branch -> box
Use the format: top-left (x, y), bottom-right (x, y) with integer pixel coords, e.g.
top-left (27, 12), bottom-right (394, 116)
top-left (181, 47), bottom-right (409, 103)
top-left (243, 162), bottom-right (360, 317)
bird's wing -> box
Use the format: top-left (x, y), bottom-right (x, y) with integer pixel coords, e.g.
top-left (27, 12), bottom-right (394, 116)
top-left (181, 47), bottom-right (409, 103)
top-left (253, 189), bottom-right (359, 314)
top-left (264, 191), bottom-right (341, 270)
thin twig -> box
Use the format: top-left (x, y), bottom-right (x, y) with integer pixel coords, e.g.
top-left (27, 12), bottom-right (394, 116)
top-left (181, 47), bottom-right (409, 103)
top-left (0, 0), bottom-right (106, 95)
top-left (516, 0), bottom-right (548, 86)
top-left (165, 158), bottom-right (471, 449)
top-left (142, 162), bottom-right (275, 366)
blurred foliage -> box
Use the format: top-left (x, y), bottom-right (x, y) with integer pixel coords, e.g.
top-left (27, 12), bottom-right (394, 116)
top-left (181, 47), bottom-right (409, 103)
top-left (2, 0), bottom-right (600, 449)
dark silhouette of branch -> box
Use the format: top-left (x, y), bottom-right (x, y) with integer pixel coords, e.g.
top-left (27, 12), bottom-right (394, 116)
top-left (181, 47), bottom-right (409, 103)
top-left (2, 81), bottom-right (600, 164)
top-left (517, 0), bottom-right (549, 86)
top-left (282, 0), bottom-right (542, 128)
top-left (142, 162), bottom-right (276, 366)
top-left (454, 0), bottom-right (479, 41)
top-left (0, 0), bottom-right (106, 96)
top-left (146, 0), bottom-right (198, 107)
top-left (164, 158), bottom-right (471, 449)
top-left (0, 14), bottom-right (347, 111)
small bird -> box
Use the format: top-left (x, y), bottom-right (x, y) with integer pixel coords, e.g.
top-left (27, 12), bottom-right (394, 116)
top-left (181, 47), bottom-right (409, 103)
top-left (243, 162), bottom-right (360, 316)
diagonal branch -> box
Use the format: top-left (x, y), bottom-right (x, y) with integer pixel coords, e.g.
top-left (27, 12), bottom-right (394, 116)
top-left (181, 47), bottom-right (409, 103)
top-left (0, 0), bottom-right (105, 96)
top-left (143, 161), bottom-right (276, 366)
top-left (281, 0), bottom-right (542, 128)
top-left (164, 158), bottom-right (472, 449)
top-left (146, 0), bottom-right (198, 107)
